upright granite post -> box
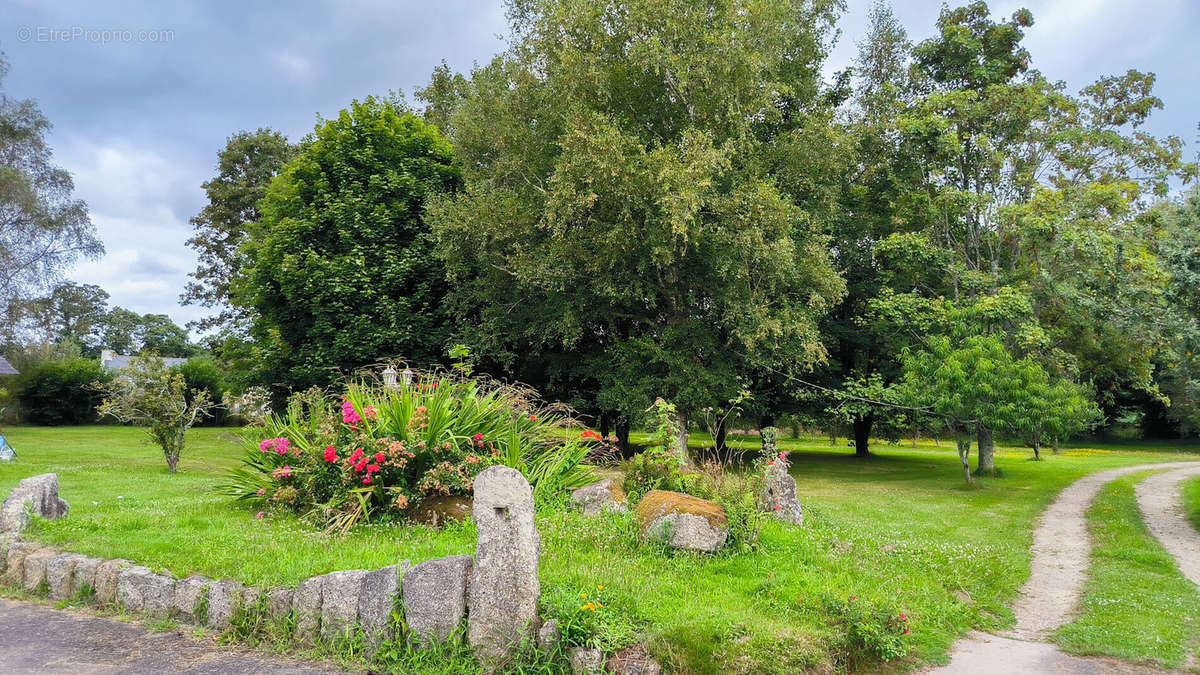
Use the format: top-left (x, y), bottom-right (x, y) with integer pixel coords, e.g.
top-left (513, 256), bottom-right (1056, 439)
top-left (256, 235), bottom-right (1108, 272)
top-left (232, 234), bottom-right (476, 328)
top-left (468, 466), bottom-right (540, 661)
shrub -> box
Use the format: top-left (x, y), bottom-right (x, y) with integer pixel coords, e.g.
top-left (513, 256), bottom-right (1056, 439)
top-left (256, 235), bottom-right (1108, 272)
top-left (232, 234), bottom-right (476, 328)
top-left (221, 370), bottom-right (596, 531)
top-left (822, 595), bottom-right (910, 666)
top-left (17, 358), bottom-right (110, 425)
top-left (95, 355), bottom-right (215, 472)
top-left (684, 457), bottom-right (771, 552)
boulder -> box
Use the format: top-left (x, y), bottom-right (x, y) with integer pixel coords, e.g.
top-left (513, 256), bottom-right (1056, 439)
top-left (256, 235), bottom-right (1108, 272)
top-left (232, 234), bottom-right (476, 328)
top-left (403, 555), bottom-right (471, 645)
top-left (93, 559), bottom-right (132, 605)
top-left (171, 575), bottom-right (210, 623)
top-left (412, 495), bottom-right (473, 527)
top-left (241, 586), bottom-right (263, 611)
top-left (606, 645), bottom-right (663, 675)
top-left (21, 548), bottom-right (57, 593)
top-left (293, 575), bottom-right (324, 644)
top-left (69, 556), bottom-right (102, 598)
top-left (359, 562), bottom-right (407, 649)
top-left (468, 466), bottom-right (540, 661)
top-left (760, 460), bottom-right (803, 526)
top-left (635, 490), bottom-right (727, 553)
top-left (570, 479), bottom-right (629, 516)
top-left (0, 533), bottom-right (17, 575)
top-left (117, 566), bottom-right (176, 617)
top-left (0, 473), bottom-right (69, 534)
top-left (267, 588), bottom-right (293, 622)
top-left (206, 579), bottom-right (243, 631)
top-left (3, 541), bottom-right (37, 584)
top-left (537, 618), bottom-right (560, 651)
top-left (320, 570), bottom-right (368, 642)
top-left (569, 647), bottom-right (604, 674)
top-left (45, 553), bottom-right (86, 600)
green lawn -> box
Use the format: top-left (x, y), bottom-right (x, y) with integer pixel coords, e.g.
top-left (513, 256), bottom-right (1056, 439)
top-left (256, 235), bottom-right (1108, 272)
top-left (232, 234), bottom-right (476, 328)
top-left (1184, 474), bottom-right (1200, 532)
top-left (1, 425), bottom-right (1198, 673)
top-left (1055, 471), bottom-right (1200, 667)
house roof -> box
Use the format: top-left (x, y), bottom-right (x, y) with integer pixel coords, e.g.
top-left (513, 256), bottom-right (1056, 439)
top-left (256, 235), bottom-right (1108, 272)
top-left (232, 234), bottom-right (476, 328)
top-left (0, 355), bottom-right (17, 376)
top-left (101, 354), bottom-right (190, 371)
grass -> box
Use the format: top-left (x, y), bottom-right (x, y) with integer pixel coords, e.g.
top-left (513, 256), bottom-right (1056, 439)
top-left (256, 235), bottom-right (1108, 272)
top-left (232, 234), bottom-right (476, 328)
top-left (1184, 474), bottom-right (1200, 532)
top-left (1, 425), bottom-right (1198, 673)
top-left (1055, 471), bottom-right (1200, 667)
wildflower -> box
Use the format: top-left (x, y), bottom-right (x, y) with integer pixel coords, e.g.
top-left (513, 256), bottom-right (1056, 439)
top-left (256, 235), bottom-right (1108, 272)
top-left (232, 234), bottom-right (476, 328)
top-left (849, 595), bottom-right (857, 602)
top-left (395, 494), bottom-right (409, 509)
top-left (775, 505), bottom-right (781, 511)
top-left (580, 592), bottom-right (588, 599)
top-left (473, 433), bottom-right (483, 441)
top-left (324, 446), bottom-right (338, 463)
top-left (899, 613), bottom-right (907, 621)
top-left (363, 405), bottom-right (378, 420)
top-left (466, 455), bottom-right (480, 464)
top-left (363, 477), bottom-right (372, 485)
top-left (366, 464), bottom-right (380, 474)
top-left (779, 451), bottom-right (786, 459)
top-left (354, 459), bottom-right (367, 473)
top-left (255, 512), bottom-right (263, 519)
top-left (272, 465), bottom-right (293, 479)
top-left (341, 400), bottom-right (362, 425)
top-left (256, 488), bottom-right (266, 496)
top-left (529, 415), bottom-right (538, 421)
top-left (903, 628), bottom-right (910, 635)
top-left (597, 585), bottom-right (604, 591)
top-left (767, 460), bottom-right (774, 466)
top-left (596, 603), bottom-right (603, 608)
top-left (259, 437), bottom-right (291, 455)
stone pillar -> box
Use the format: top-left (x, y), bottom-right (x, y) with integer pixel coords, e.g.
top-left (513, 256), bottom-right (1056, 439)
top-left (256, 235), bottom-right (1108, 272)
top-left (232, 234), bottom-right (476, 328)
top-left (468, 466), bottom-right (540, 662)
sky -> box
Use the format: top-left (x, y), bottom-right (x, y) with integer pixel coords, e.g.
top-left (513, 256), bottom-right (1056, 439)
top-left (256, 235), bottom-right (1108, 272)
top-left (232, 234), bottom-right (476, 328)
top-left (2, 0), bottom-right (1198, 333)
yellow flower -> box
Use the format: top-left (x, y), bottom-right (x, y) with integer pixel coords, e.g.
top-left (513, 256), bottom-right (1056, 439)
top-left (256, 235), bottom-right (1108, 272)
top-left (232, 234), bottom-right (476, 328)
top-left (596, 602), bottom-right (603, 608)
top-left (580, 592), bottom-right (588, 599)
top-left (597, 585), bottom-right (604, 591)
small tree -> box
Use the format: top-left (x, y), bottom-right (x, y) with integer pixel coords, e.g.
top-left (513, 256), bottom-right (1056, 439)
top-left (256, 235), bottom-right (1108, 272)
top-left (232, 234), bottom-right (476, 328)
top-left (900, 336), bottom-right (1029, 485)
top-left (96, 355), bottom-right (214, 473)
top-left (1017, 376), bottom-right (1101, 459)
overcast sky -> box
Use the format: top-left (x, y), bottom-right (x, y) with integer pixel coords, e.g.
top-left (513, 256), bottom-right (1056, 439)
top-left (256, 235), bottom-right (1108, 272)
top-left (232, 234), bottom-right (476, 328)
top-left (3, 0), bottom-right (1197, 332)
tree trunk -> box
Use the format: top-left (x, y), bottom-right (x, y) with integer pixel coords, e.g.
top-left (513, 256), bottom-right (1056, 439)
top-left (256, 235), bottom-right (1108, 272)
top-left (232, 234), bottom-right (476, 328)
top-left (1033, 442), bottom-right (1041, 461)
top-left (975, 425), bottom-right (996, 476)
top-left (791, 424), bottom-right (800, 439)
top-left (616, 418), bottom-right (632, 458)
top-left (674, 412), bottom-right (691, 466)
top-left (715, 418), bottom-right (728, 455)
top-left (852, 415), bottom-right (873, 458)
top-left (599, 412), bottom-right (611, 440)
top-left (956, 433), bottom-right (973, 486)
top-left (166, 452), bottom-right (178, 474)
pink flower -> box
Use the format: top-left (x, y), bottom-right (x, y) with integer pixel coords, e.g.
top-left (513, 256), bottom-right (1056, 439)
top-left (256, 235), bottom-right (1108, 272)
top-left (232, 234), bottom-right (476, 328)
top-left (324, 446), bottom-right (338, 463)
top-left (272, 465), bottom-right (292, 479)
top-left (354, 460), bottom-right (367, 473)
top-left (362, 477), bottom-right (371, 485)
top-left (903, 628), bottom-right (910, 635)
top-left (341, 400), bottom-right (362, 425)
top-left (255, 511), bottom-right (263, 519)
top-left (259, 437), bottom-right (290, 455)
top-left (375, 452), bottom-right (386, 463)
top-left (473, 433), bottom-right (483, 441)
top-left (256, 488), bottom-right (266, 495)
top-left (779, 451), bottom-right (786, 459)
top-left (899, 613), bottom-right (907, 621)
top-left (767, 460), bottom-right (774, 466)
top-left (365, 464), bottom-right (380, 474)
top-left (363, 405), bottom-right (378, 420)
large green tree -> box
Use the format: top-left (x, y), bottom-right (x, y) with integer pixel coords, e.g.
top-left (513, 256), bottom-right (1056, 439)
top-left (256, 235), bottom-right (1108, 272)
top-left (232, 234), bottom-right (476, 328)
top-left (23, 281), bottom-right (110, 349)
top-left (182, 129), bottom-right (294, 334)
top-left (235, 96), bottom-right (460, 390)
top-left (431, 0), bottom-right (847, 451)
top-left (0, 53), bottom-right (101, 339)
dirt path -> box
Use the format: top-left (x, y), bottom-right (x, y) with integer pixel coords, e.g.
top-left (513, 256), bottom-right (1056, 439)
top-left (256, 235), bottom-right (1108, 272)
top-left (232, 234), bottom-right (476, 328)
top-left (1135, 465), bottom-right (1200, 586)
top-left (929, 461), bottom-right (1200, 674)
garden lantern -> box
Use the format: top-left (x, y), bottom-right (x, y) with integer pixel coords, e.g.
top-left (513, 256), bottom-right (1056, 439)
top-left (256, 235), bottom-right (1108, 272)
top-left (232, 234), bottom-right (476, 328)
top-left (402, 367), bottom-right (414, 386)
top-left (382, 365), bottom-right (398, 388)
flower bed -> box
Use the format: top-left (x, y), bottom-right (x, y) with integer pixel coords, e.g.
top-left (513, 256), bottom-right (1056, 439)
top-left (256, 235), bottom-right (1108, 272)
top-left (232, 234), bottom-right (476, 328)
top-left (222, 371), bottom-right (595, 530)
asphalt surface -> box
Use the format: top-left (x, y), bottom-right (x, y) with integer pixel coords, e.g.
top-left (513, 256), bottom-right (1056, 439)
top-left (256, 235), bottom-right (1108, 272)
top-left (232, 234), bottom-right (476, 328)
top-left (0, 598), bottom-right (346, 674)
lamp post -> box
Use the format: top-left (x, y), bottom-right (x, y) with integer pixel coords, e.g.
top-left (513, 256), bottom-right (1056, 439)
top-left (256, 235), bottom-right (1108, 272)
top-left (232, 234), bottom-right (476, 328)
top-left (382, 365), bottom-right (398, 389)
top-left (401, 368), bottom-right (414, 387)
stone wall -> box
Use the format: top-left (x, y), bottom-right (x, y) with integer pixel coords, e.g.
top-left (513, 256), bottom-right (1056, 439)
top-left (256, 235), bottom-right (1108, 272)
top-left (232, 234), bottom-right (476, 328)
top-left (0, 468), bottom-right (553, 666)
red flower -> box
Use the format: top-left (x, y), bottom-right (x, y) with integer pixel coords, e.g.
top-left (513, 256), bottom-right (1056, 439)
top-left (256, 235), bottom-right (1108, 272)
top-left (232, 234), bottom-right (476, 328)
top-left (903, 628), bottom-right (909, 635)
top-left (767, 460), bottom-right (774, 466)
top-left (529, 415), bottom-right (538, 421)
top-left (473, 433), bottom-right (484, 441)
top-left (354, 460), bottom-right (367, 473)
top-left (362, 477), bottom-right (371, 485)
top-left (323, 446), bottom-right (338, 463)
top-left (366, 464), bottom-right (380, 474)
top-left (899, 613), bottom-right (907, 621)
top-left (579, 430), bottom-right (603, 441)
top-left (375, 452), bottom-right (386, 463)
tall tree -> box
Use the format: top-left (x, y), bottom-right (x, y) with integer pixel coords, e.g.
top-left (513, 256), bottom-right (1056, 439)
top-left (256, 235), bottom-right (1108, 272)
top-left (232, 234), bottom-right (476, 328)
top-left (23, 281), bottom-right (110, 349)
top-left (182, 129), bottom-right (293, 333)
top-left (235, 95), bottom-right (460, 390)
top-left (0, 52), bottom-right (101, 333)
top-left (431, 0), bottom-right (847, 449)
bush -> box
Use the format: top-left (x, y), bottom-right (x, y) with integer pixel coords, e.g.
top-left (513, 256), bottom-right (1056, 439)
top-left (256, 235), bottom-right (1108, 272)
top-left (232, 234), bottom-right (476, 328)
top-left (822, 595), bottom-right (910, 667)
top-left (17, 358), bottom-right (110, 425)
top-left (173, 357), bottom-right (227, 425)
top-left (684, 457), bottom-right (771, 552)
top-left (220, 370), bottom-right (596, 531)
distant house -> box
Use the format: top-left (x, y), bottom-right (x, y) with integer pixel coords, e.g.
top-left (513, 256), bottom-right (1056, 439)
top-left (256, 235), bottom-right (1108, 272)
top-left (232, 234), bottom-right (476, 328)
top-left (100, 349), bottom-right (189, 372)
top-left (0, 355), bottom-right (17, 376)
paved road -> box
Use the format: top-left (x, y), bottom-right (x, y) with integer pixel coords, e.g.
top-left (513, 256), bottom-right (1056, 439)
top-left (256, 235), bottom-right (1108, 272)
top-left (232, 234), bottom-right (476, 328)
top-left (0, 598), bottom-right (346, 674)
